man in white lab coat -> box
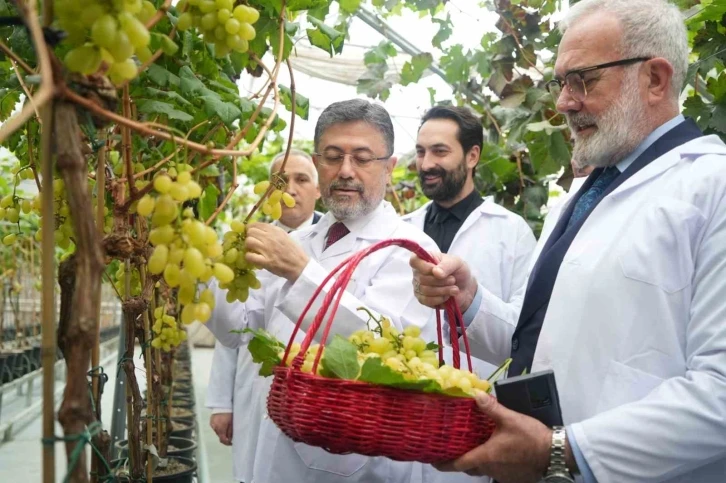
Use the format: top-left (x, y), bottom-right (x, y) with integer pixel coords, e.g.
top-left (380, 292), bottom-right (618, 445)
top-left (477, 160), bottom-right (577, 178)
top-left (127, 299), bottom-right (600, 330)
top-left (406, 105), bottom-right (536, 371)
top-left (206, 99), bottom-right (438, 483)
top-left (411, 1), bottom-right (726, 482)
top-left (403, 106), bottom-right (535, 483)
top-left (205, 150), bottom-right (322, 482)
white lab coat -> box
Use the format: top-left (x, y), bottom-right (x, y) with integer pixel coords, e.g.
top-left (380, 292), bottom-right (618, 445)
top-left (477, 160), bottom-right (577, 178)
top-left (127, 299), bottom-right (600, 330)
top-left (204, 286), bottom-right (263, 483)
top-left (206, 201), bottom-right (439, 483)
top-left (475, 135), bottom-right (726, 482)
top-left (403, 197), bottom-right (537, 483)
top-left (205, 212), bottom-right (321, 483)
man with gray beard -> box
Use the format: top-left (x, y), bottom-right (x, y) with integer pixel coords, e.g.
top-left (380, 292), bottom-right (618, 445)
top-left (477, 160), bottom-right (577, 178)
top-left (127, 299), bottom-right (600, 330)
top-left (205, 99), bottom-right (439, 483)
top-left (411, 1), bottom-right (726, 482)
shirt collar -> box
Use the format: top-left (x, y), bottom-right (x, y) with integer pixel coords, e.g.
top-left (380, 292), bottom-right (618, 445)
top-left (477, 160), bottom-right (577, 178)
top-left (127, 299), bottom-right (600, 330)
top-left (615, 114), bottom-right (685, 173)
top-left (273, 212), bottom-right (315, 233)
top-left (333, 200), bottom-right (389, 234)
top-left (430, 189), bottom-right (481, 222)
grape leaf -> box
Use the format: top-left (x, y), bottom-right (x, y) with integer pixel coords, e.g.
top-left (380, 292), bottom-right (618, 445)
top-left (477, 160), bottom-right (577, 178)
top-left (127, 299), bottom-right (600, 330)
top-left (200, 94), bottom-right (242, 127)
top-left (179, 66), bottom-right (206, 96)
top-left (400, 53), bottom-right (433, 86)
top-left (320, 336), bottom-right (360, 379)
top-left (279, 85), bottom-right (310, 120)
top-left (0, 88), bottom-right (20, 122)
top-left (136, 100), bottom-right (194, 122)
top-left (339, 0), bottom-right (361, 14)
top-left (306, 17), bottom-right (344, 56)
top-left (364, 41), bottom-right (397, 66)
top-left (199, 183), bottom-right (220, 221)
top-left (143, 88), bottom-right (192, 107)
top-left (287, 0), bottom-right (329, 11)
top-left (425, 341), bottom-right (440, 351)
top-left (236, 328), bottom-right (285, 377)
top-left (709, 105), bottom-right (726, 134)
top-left (145, 64), bottom-right (180, 88)
top-left (359, 357), bottom-right (443, 393)
top-left (432, 15), bottom-right (453, 49)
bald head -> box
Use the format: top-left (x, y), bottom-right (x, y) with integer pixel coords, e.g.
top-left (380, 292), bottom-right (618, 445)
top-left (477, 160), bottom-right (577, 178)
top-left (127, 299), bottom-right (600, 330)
top-left (269, 151), bottom-right (320, 229)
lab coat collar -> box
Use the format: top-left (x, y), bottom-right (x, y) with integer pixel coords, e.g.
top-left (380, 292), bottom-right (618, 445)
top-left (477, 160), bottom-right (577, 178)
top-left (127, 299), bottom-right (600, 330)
top-left (610, 134), bottom-right (724, 198)
top-left (404, 196), bottom-right (506, 229)
top-left (298, 201), bottom-right (400, 261)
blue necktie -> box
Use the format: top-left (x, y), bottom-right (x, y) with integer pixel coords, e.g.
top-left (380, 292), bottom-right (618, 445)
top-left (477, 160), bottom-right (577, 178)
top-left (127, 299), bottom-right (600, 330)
top-left (567, 166), bottom-right (620, 229)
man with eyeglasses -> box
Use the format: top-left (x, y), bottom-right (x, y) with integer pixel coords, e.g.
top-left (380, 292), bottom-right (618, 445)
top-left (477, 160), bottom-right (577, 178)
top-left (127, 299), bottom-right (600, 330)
top-left (204, 98), bottom-right (439, 483)
top-left (411, 1), bottom-right (726, 482)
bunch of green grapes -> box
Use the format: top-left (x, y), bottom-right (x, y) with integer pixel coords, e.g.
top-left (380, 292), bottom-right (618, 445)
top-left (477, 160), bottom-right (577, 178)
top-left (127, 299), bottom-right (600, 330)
top-left (0, 194), bottom-right (23, 245)
top-left (175, 0), bottom-right (260, 57)
top-left (32, 179), bottom-right (75, 250)
top-left (275, 342), bottom-right (324, 374)
top-left (140, 170), bottom-right (232, 325)
top-left (275, 321), bottom-right (492, 396)
top-left (54, 0), bottom-right (172, 83)
top-left (216, 177), bottom-right (294, 303)
top-left (356, 323), bottom-right (491, 395)
top-left (150, 306), bottom-right (189, 351)
top-left (252, 180), bottom-right (296, 221)
top-left (218, 220), bottom-right (260, 303)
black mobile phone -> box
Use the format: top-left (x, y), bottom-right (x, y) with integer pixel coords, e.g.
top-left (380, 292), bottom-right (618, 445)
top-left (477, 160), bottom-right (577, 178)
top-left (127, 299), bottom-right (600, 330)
top-left (493, 370), bottom-right (564, 427)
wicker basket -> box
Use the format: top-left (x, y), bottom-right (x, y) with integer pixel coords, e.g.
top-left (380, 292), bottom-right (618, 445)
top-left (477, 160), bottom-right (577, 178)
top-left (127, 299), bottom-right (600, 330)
top-left (267, 239), bottom-right (496, 464)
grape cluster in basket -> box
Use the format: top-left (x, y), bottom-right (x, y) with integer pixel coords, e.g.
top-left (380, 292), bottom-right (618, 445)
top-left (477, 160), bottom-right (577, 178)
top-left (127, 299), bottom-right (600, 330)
top-left (247, 310), bottom-right (507, 398)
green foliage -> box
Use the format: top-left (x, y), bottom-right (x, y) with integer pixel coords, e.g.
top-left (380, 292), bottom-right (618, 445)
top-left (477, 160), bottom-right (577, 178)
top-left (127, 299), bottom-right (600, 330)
top-left (238, 328), bottom-right (286, 376)
top-left (682, 1), bottom-right (726, 137)
top-left (320, 335), bottom-right (361, 379)
top-left (366, 0), bottom-right (726, 235)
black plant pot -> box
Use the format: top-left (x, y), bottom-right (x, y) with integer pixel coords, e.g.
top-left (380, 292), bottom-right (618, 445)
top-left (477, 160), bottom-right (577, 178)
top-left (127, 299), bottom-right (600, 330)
top-left (172, 398), bottom-right (195, 409)
top-left (111, 455), bottom-right (197, 482)
top-left (115, 436), bottom-right (197, 460)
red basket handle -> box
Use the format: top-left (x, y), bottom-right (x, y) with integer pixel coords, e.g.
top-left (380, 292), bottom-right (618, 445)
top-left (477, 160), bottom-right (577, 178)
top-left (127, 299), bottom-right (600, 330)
top-left (280, 239), bottom-right (474, 374)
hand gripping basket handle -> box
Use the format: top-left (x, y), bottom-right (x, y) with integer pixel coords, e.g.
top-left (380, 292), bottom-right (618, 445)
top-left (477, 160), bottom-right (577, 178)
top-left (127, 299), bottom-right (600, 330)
top-left (281, 239), bottom-right (474, 374)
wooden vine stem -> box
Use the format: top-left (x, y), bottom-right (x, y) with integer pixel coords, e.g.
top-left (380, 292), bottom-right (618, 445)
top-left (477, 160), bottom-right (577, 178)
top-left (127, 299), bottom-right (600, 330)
top-left (40, 73), bottom-right (56, 483)
top-left (55, 97), bottom-right (107, 483)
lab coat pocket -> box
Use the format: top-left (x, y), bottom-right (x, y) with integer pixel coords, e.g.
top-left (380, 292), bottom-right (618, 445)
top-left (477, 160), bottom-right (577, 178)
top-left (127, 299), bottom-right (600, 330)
top-left (596, 360), bottom-right (664, 414)
top-left (618, 197), bottom-right (704, 293)
top-left (293, 442), bottom-right (370, 477)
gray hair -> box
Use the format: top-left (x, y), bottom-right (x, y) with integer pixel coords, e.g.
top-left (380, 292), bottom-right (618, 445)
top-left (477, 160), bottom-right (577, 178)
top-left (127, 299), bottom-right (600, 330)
top-left (314, 99), bottom-right (395, 156)
top-left (560, 0), bottom-right (688, 99)
top-left (269, 149), bottom-right (318, 185)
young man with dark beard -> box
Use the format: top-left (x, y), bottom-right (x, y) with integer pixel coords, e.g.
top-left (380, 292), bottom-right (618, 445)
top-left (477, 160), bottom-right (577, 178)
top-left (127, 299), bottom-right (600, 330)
top-left (403, 105), bottom-right (536, 483)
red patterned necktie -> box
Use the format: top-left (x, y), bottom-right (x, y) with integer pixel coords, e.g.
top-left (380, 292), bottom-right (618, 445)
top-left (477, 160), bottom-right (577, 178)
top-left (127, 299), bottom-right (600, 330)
top-left (324, 222), bottom-right (349, 250)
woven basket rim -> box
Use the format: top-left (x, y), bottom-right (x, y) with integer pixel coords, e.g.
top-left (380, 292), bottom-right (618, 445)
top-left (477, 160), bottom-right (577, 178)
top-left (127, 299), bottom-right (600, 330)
top-left (273, 365), bottom-right (482, 403)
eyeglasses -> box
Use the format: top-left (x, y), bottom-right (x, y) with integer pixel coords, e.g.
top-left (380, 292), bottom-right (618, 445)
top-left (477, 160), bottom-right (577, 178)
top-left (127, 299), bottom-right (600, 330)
top-left (314, 151), bottom-right (391, 170)
top-left (546, 57), bottom-right (652, 103)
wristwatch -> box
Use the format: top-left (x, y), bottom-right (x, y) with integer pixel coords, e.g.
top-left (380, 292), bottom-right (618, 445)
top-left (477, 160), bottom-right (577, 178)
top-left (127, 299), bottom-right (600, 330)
top-left (543, 426), bottom-right (575, 483)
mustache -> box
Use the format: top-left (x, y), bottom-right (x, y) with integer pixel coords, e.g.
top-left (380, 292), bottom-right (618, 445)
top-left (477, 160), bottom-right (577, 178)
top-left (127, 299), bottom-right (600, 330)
top-left (567, 113), bottom-right (598, 131)
top-left (328, 180), bottom-right (364, 192)
top-left (419, 167), bottom-right (447, 179)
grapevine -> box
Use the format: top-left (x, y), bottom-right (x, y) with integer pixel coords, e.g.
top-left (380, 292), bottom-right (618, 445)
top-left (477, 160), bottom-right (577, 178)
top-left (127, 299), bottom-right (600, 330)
top-left (176, 0), bottom-right (260, 57)
top-left (218, 173), bottom-right (296, 303)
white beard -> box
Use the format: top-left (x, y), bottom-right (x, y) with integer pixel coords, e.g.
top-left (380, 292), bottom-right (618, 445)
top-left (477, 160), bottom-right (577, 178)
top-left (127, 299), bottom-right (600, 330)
top-left (568, 69), bottom-right (649, 170)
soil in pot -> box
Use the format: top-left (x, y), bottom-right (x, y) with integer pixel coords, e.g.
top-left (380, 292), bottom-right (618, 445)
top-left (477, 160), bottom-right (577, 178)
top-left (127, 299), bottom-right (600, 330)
top-left (112, 456), bottom-right (197, 483)
top-left (114, 436), bottom-right (197, 461)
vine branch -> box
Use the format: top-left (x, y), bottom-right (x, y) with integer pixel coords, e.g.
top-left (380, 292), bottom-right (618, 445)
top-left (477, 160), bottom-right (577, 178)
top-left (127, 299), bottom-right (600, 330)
top-left (0, 38), bottom-right (33, 74)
